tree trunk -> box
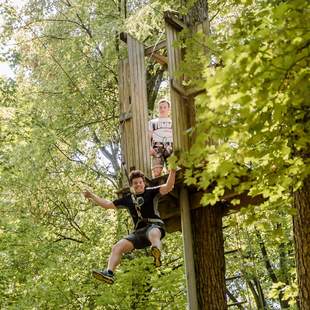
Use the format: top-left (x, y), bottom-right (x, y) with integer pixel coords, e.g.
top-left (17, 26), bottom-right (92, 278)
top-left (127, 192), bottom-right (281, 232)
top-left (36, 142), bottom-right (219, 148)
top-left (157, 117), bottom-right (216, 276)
top-left (182, 1), bottom-right (208, 26)
top-left (191, 204), bottom-right (227, 309)
top-left (146, 63), bottom-right (165, 111)
top-left (255, 228), bottom-right (290, 308)
top-left (226, 289), bottom-right (244, 309)
top-left (293, 175), bottom-right (310, 309)
top-left (246, 276), bottom-right (268, 309)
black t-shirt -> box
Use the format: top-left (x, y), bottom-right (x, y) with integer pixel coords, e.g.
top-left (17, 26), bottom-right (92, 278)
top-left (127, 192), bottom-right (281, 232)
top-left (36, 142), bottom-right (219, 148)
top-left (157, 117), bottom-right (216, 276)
top-left (113, 186), bottom-right (161, 227)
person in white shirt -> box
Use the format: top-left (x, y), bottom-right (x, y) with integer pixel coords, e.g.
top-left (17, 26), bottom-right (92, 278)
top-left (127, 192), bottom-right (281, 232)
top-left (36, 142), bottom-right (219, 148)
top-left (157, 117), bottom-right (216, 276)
top-left (149, 99), bottom-right (173, 177)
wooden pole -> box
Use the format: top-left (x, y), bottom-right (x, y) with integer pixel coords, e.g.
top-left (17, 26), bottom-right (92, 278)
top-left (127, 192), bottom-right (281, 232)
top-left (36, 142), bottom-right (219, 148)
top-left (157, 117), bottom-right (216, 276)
top-left (165, 9), bottom-right (228, 309)
top-left (180, 186), bottom-right (198, 310)
top-left (127, 35), bottom-right (152, 177)
top-left (165, 21), bottom-right (189, 152)
top-left (119, 59), bottom-right (134, 178)
top-left (165, 16), bottom-right (198, 310)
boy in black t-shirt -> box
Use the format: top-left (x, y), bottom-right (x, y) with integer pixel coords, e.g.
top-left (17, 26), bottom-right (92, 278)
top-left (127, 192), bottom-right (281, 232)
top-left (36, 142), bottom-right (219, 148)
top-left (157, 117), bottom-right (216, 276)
top-left (83, 168), bottom-right (176, 284)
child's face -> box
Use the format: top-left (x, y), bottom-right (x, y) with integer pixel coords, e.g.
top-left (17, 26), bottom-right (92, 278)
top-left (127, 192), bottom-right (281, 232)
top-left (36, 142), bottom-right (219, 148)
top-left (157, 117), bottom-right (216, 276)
top-left (159, 101), bottom-right (170, 117)
top-left (152, 166), bottom-right (163, 178)
top-left (131, 177), bottom-right (145, 194)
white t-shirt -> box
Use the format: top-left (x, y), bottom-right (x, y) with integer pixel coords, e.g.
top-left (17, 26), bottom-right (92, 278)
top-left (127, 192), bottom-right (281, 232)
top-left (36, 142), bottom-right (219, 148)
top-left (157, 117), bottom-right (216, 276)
top-left (149, 117), bottom-right (173, 144)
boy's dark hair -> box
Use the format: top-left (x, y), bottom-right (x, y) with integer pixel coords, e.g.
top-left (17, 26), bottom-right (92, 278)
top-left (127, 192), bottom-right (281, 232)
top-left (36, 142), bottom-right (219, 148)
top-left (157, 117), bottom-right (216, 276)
top-left (129, 170), bottom-right (145, 185)
top-left (158, 99), bottom-right (170, 108)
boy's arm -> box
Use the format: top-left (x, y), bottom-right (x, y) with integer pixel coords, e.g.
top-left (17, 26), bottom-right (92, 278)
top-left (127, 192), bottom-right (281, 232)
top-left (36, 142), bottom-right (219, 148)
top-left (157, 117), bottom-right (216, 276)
top-left (159, 169), bottom-right (176, 195)
top-left (83, 190), bottom-right (116, 209)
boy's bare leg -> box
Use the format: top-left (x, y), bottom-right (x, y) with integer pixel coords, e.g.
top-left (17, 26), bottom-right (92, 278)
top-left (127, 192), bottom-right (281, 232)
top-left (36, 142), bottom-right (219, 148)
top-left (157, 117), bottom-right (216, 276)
top-left (148, 227), bottom-right (161, 248)
top-left (107, 239), bottom-right (134, 272)
top-left (148, 227), bottom-right (162, 267)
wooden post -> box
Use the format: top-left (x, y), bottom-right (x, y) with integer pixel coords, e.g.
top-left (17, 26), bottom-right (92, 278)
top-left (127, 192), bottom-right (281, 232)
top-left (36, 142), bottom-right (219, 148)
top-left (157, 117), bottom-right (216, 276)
top-left (165, 19), bottom-right (190, 152)
top-left (119, 59), bottom-right (134, 183)
top-left (165, 9), bottom-right (228, 309)
top-left (127, 35), bottom-right (152, 177)
top-left (180, 186), bottom-right (198, 310)
top-left (165, 15), bottom-right (198, 310)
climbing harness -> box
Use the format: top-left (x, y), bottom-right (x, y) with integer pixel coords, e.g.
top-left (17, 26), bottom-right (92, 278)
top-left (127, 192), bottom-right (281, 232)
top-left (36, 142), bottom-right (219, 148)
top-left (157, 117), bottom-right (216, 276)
top-left (130, 193), bottom-right (164, 229)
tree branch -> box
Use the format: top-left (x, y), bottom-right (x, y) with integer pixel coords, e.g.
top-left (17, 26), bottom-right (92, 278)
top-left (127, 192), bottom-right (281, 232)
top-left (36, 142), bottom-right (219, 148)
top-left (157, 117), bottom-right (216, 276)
top-left (54, 232), bottom-right (84, 243)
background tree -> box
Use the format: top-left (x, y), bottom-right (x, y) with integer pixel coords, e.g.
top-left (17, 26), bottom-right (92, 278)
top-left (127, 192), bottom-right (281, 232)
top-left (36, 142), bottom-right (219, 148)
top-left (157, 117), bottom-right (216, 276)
top-left (179, 0), bottom-right (309, 308)
top-left (1, 0), bottom-right (308, 308)
top-left (0, 0), bottom-right (187, 308)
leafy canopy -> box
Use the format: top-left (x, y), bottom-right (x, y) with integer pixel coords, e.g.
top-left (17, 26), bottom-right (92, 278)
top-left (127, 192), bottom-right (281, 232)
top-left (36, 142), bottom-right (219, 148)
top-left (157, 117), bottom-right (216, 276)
top-left (181, 0), bottom-right (310, 207)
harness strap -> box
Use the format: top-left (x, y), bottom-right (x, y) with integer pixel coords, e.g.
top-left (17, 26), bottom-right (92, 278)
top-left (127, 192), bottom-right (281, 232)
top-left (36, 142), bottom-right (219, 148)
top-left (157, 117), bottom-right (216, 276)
top-left (131, 194), bottom-right (143, 219)
top-left (131, 194), bottom-right (164, 228)
top-left (145, 218), bottom-right (164, 225)
top-left (134, 218), bottom-right (164, 229)
top-left (152, 141), bottom-right (173, 147)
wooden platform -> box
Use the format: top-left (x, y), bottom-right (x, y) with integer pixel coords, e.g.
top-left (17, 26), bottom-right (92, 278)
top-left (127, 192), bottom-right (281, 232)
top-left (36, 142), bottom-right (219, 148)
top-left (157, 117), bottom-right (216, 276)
top-left (119, 170), bottom-right (264, 233)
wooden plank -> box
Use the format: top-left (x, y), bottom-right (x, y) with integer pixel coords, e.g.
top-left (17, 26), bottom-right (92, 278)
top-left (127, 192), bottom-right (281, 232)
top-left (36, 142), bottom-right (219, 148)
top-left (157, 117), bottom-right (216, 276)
top-left (157, 192), bottom-right (179, 219)
top-left (180, 186), bottom-right (199, 310)
top-left (164, 216), bottom-right (181, 233)
top-left (170, 79), bottom-right (205, 98)
top-left (166, 20), bottom-right (189, 152)
top-left (117, 169), bottom-right (265, 232)
top-left (126, 61), bottom-right (134, 171)
top-left (119, 59), bottom-right (134, 184)
top-left (130, 37), bottom-right (143, 173)
top-left (164, 11), bottom-right (186, 30)
top-left (137, 39), bottom-right (151, 176)
top-left (149, 52), bottom-right (168, 66)
top-left (125, 61), bottom-right (134, 171)
top-left (122, 34), bottom-right (167, 65)
top-left (144, 40), bottom-right (166, 55)
top-left (127, 35), bottom-right (152, 177)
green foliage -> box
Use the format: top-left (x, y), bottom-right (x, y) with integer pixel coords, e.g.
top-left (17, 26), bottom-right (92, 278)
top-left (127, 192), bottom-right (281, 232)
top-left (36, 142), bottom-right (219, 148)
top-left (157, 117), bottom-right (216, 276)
top-left (2, 0), bottom-right (307, 307)
top-left (167, 154), bottom-right (178, 170)
top-left (182, 0), bottom-right (310, 207)
top-left (126, 2), bottom-right (166, 43)
top-left (0, 196), bottom-right (186, 308)
top-left (0, 0), bottom-right (187, 308)
top-left (167, 0), bottom-right (308, 307)
top-left (0, 77), bottom-right (16, 106)
top-left (224, 202), bottom-right (297, 307)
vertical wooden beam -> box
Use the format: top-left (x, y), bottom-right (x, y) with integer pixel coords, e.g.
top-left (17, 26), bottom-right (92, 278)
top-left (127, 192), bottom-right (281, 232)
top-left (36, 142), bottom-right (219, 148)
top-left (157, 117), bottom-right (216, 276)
top-left (127, 35), bottom-right (152, 177)
top-left (166, 18), bottom-right (198, 310)
top-left (165, 22), bottom-right (190, 152)
top-left (119, 59), bottom-right (134, 181)
top-left (180, 186), bottom-right (198, 310)
top-left (166, 10), bottom-right (227, 309)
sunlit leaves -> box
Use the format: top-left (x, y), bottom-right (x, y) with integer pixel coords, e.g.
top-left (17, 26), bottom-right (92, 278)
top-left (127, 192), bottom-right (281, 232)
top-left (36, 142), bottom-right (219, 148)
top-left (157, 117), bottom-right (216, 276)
top-left (181, 0), bottom-right (310, 208)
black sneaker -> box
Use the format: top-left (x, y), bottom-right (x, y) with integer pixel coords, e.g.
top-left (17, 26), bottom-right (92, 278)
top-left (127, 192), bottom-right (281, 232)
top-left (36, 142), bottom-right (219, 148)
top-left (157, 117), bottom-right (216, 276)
top-left (150, 246), bottom-right (162, 267)
top-left (92, 269), bottom-right (115, 284)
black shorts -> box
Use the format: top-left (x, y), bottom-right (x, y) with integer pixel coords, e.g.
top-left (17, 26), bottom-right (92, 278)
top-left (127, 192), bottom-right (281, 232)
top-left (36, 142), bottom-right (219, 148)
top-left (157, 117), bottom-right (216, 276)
top-left (124, 224), bottom-right (166, 249)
